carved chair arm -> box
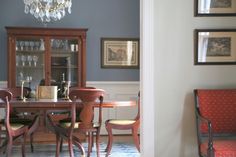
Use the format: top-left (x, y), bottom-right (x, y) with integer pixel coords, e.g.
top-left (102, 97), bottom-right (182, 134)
top-left (196, 110), bottom-right (215, 157)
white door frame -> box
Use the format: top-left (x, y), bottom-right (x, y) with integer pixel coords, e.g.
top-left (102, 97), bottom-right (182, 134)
top-left (140, 0), bottom-right (155, 156)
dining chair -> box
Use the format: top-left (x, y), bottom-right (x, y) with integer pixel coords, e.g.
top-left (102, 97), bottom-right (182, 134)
top-left (58, 86), bottom-right (97, 152)
top-left (0, 87), bottom-right (39, 152)
top-left (0, 89), bottom-right (28, 157)
top-left (105, 92), bottom-right (140, 157)
top-left (194, 89), bottom-right (236, 157)
top-left (47, 88), bottom-right (105, 157)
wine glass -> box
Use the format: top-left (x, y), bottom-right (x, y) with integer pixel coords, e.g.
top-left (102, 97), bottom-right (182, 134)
top-left (25, 41), bottom-right (29, 51)
top-left (16, 55), bottom-right (20, 66)
top-left (20, 41), bottom-right (24, 51)
top-left (16, 41), bottom-right (19, 51)
top-left (39, 39), bottom-right (45, 51)
top-left (64, 39), bottom-right (69, 51)
top-left (32, 55), bottom-right (38, 67)
top-left (55, 39), bottom-right (61, 50)
top-left (35, 41), bottom-right (40, 50)
top-left (30, 41), bottom-right (34, 51)
top-left (21, 55), bottom-right (26, 66)
top-left (27, 55), bottom-right (32, 66)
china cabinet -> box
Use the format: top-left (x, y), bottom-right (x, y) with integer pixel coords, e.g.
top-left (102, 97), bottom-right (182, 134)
top-left (5, 27), bottom-right (88, 143)
top-left (6, 27), bottom-right (87, 97)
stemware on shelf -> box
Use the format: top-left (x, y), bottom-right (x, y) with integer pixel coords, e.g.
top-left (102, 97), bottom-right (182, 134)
top-left (27, 55), bottom-right (32, 66)
top-left (30, 41), bottom-right (34, 51)
top-left (35, 41), bottom-right (40, 50)
top-left (16, 55), bottom-right (20, 66)
top-left (40, 39), bottom-right (45, 51)
top-left (20, 41), bottom-right (24, 51)
top-left (21, 55), bottom-right (26, 66)
top-left (32, 55), bottom-right (38, 67)
top-left (25, 41), bottom-right (29, 51)
top-left (64, 39), bottom-right (69, 50)
top-left (16, 41), bottom-right (19, 51)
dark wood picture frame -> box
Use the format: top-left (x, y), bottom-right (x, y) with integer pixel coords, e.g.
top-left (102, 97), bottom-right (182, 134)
top-left (194, 29), bottom-right (236, 65)
top-left (194, 0), bottom-right (236, 16)
top-left (101, 38), bottom-right (139, 69)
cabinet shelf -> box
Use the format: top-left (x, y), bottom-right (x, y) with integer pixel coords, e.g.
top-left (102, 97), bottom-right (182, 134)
top-left (51, 65), bottom-right (78, 68)
top-left (16, 50), bottom-right (45, 53)
top-left (16, 65), bottom-right (44, 69)
top-left (51, 50), bottom-right (78, 54)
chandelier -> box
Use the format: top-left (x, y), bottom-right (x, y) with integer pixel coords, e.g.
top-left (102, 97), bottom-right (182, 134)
top-left (23, 0), bottom-right (72, 23)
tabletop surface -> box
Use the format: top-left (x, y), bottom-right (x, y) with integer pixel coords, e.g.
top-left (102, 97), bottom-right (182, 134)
top-left (0, 98), bottom-right (137, 108)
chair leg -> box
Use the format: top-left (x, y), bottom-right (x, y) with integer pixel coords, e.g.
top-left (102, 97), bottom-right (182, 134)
top-left (207, 147), bottom-right (215, 157)
top-left (6, 137), bottom-right (13, 157)
top-left (87, 132), bottom-right (93, 157)
top-left (132, 127), bottom-right (140, 152)
top-left (73, 135), bottom-right (86, 157)
top-left (0, 126), bottom-right (2, 146)
top-left (30, 133), bottom-right (34, 153)
top-left (68, 138), bottom-right (74, 157)
top-left (55, 134), bottom-right (61, 157)
top-left (96, 130), bottom-right (100, 157)
top-left (22, 133), bottom-right (27, 157)
top-left (60, 138), bottom-right (63, 152)
top-left (105, 124), bottom-right (113, 157)
top-left (91, 132), bottom-right (94, 150)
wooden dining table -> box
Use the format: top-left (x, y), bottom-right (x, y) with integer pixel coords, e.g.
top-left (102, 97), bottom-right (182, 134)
top-left (0, 98), bottom-right (137, 143)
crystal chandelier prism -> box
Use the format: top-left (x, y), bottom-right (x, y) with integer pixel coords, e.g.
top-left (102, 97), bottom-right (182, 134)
top-left (23, 0), bottom-right (72, 23)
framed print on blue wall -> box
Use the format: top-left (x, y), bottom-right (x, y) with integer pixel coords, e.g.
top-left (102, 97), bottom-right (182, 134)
top-left (194, 0), bottom-right (236, 16)
top-left (101, 38), bottom-right (139, 69)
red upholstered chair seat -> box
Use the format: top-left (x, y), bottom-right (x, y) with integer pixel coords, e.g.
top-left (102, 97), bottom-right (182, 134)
top-left (201, 140), bottom-right (236, 157)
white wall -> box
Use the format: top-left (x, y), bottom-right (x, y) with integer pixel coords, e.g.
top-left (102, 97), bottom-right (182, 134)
top-left (154, 0), bottom-right (236, 157)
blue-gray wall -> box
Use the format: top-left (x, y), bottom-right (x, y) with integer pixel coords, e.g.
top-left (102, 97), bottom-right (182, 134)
top-left (0, 0), bottom-right (140, 81)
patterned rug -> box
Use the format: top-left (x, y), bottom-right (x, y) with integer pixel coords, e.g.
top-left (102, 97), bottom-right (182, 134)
top-left (12, 142), bottom-right (140, 157)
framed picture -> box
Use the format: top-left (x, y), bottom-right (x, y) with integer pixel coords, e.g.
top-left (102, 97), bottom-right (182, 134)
top-left (101, 38), bottom-right (139, 68)
top-left (194, 29), bottom-right (236, 65)
top-left (194, 0), bottom-right (236, 16)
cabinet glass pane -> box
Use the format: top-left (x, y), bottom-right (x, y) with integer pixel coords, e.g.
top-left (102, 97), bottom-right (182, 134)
top-left (50, 38), bottom-right (79, 97)
top-left (15, 38), bottom-right (45, 91)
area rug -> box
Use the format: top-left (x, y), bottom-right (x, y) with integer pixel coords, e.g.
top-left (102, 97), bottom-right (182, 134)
top-left (12, 142), bottom-right (140, 157)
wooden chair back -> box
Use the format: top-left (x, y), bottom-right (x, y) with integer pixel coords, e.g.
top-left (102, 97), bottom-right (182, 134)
top-left (134, 92), bottom-right (140, 122)
top-left (0, 89), bottom-right (28, 156)
top-left (0, 90), bottom-right (13, 133)
top-left (5, 87), bottom-right (30, 99)
top-left (69, 88), bottom-right (105, 129)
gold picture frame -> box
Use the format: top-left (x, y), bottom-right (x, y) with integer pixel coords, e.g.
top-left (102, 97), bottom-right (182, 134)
top-left (101, 38), bottom-right (139, 68)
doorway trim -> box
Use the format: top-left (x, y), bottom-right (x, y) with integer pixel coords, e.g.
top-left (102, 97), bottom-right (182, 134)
top-left (140, 0), bottom-right (155, 156)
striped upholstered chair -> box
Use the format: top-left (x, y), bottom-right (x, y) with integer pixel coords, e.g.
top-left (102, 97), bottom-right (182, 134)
top-left (194, 89), bottom-right (236, 157)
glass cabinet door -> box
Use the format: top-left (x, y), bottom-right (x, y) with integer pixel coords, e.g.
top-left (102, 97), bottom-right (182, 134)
top-left (15, 38), bottom-right (45, 91)
top-left (50, 38), bottom-right (79, 97)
